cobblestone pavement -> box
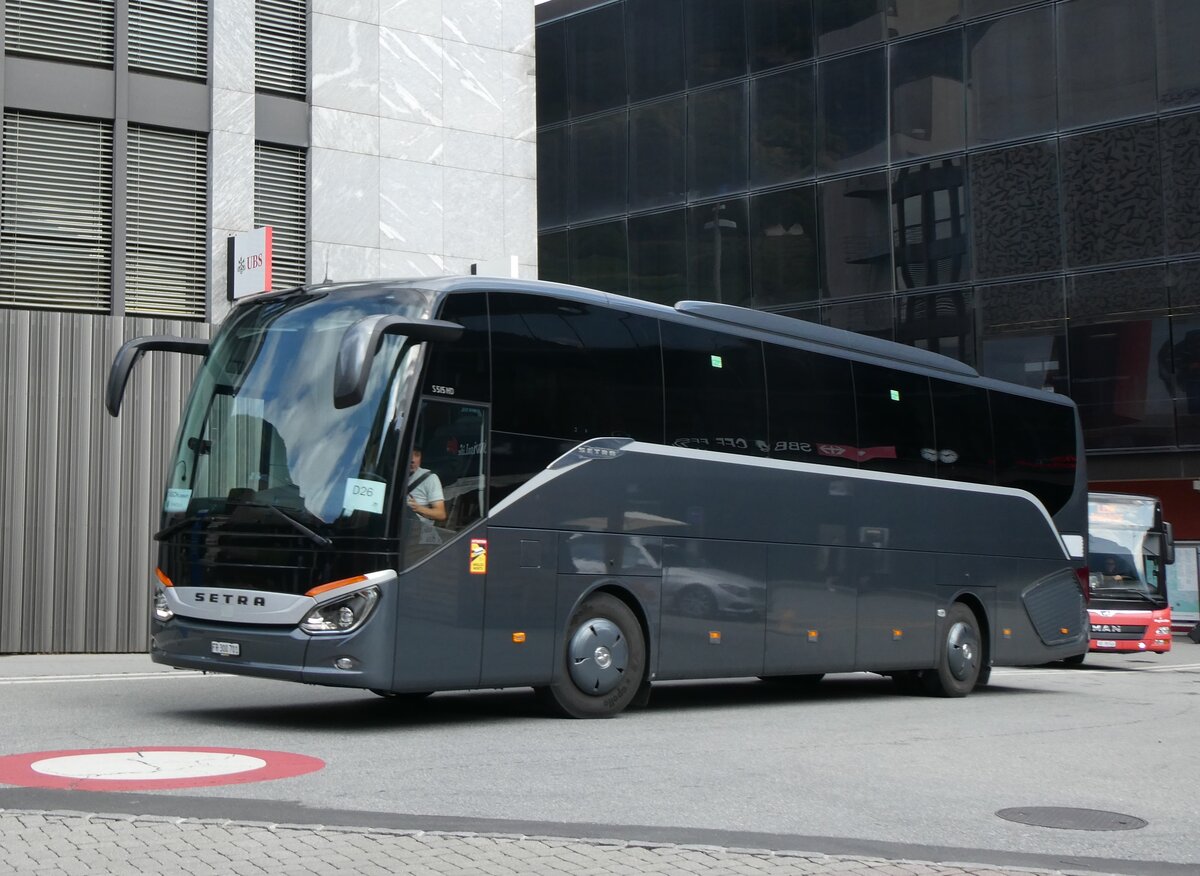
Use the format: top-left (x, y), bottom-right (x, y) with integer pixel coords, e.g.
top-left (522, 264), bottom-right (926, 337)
top-left (0, 810), bottom-right (1131, 876)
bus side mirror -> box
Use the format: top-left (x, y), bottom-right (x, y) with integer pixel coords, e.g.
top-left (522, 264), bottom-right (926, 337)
top-left (106, 335), bottom-right (210, 417)
top-left (334, 315), bottom-right (463, 409)
top-left (1164, 522), bottom-right (1176, 565)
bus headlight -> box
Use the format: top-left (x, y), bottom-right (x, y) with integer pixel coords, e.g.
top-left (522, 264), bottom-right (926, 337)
top-left (153, 588), bottom-right (174, 622)
top-left (301, 586), bottom-right (379, 634)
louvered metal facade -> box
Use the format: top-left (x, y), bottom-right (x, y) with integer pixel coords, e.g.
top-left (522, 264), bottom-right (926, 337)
top-left (129, 0), bottom-right (209, 80)
top-left (4, 0), bottom-right (115, 66)
top-left (126, 126), bottom-right (208, 318)
top-left (0, 112), bottom-right (114, 313)
top-left (255, 143), bottom-right (308, 289)
top-left (0, 309), bottom-right (210, 653)
top-left (256, 0), bottom-right (307, 97)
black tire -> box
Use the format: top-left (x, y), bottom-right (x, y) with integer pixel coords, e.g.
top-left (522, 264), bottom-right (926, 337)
top-left (920, 602), bottom-right (982, 697)
top-left (541, 593), bottom-right (646, 719)
top-left (1062, 652), bottom-right (1087, 666)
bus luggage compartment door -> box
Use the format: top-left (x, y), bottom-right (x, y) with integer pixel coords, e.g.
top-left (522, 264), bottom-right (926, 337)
top-left (479, 529), bottom-right (559, 687)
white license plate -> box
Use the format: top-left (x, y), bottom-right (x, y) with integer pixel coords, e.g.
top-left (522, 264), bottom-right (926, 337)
top-left (210, 641), bottom-right (240, 656)
top-left (1095, 640), bottom-right (1117, 649)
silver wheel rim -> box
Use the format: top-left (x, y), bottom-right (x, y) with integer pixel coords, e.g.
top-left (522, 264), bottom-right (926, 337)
top-left (567, 617), bottom-right (629, 696)
top-left (946, 620), bottom-right (979, 682)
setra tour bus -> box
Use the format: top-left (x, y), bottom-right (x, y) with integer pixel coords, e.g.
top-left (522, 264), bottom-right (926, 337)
top-left (106, 277), bottom-right (1090, 717)
top-left (1077, 492), bottom-right (1175, 662)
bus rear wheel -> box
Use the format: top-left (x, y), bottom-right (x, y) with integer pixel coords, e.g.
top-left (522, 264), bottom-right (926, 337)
top-left (540, 593), bottom-right (646, 719)
top-left (921, 603), bottom-right (982, 697)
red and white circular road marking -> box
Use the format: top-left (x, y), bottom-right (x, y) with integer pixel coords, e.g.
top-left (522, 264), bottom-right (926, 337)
top-left (0, 747), bottom-right (324, 791)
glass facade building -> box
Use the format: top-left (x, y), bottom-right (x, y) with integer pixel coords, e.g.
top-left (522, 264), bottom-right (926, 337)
top-left (534, 0), bottom-right (1200, 490)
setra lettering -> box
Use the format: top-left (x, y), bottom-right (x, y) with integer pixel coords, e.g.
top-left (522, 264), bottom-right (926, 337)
top-left (194, 592), bottom-right (267, 607)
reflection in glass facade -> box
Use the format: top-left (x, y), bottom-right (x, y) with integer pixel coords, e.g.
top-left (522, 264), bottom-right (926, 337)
top-left (535, 0), bottom-right (1200, 463)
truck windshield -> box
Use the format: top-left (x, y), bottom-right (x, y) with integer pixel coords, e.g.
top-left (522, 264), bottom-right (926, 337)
top-left (163, 290), bottom-right (430, 541)
top-left (1087, 496), bottom-right (1162, 597)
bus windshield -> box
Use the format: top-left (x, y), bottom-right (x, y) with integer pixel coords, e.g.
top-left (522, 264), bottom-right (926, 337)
top-left (164, 289), bottom-right (431, 540)
top-left (1087, 495), bottom-right (1163, 597)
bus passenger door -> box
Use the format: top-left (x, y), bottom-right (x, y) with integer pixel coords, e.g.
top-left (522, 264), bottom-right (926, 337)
top-left (392, 399), bottom-right (490, 691)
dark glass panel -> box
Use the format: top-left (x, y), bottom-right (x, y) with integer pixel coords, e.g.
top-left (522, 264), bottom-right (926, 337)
top-left (427, 292), bottom-right (490, 402)
top-left (687, 83), bottom-right (748, 199)
top-left (970, 140), bottom-right (1060, 279)
top-left (965, 0), bottom-right (1035, 16)
top-left (537, 231), bottom-right (568, 284)
top-left (1067, 266), bottom-right (1174, 450)
top-left (764, 344), bottom-right (857, 466)
top-left (1057, 0), bottom-right (1156, 130)
top-left (818, 171), bottom-right (892, 297)
top-left (629, 209), bottom-right (688, 306)
top-left (751, 66), bottom-right (816, 187)
top-left (822, 295), bottom-right (894, 340)
top-left (626, 0), bottom-right (685, 102)
top-left (536, 21), bottom-right (567, 125)
top-left (536, 125), bottom-right (567, 229)
top-left (1169, 262), bottom-right (1200, 444)
top-left (569, 112), bottom-right (627, 223)
top-left (489, 294), bottom-right (663, 441)
top-left (687, 198), bottom-right (751, 306)
top-left (774, 305), bottom-right (822, 324)
top-left (1161, 112), bottom-right (1200, 257)
top-left (629, 97), bottom-right (686, 211)
top-left (895, 288), bottom-right (975, 366)
top-left (686, 0), bottom-right (748, 87)
top-left (815, 0), bottom-right (884, 55)
top-left (661, 322), bottom-right (767, 455)
top-left (890, 30), bottom-right (965, 161)
top-left (977, 278), bottom-right (1068, 394)
top-left (817, 48), bottom-right (887, 174)
top-left (892, 158), bottom-right (969, 290)
top-left (852, 362), bottom-right (936, 477)
top-left (568, 221), bottom-right (628, 293)
top-left (749, 0), bottom-right (814, 72)
top-left (990, 391), bottom-right (1077, 516)
top-left (750, 185), bottom-right (819, 308)
top-left (1157, 0), bottom-right (1200, 110)
top-left (1061, 122), bottom-right (1163, 269)
top-left (489, 432), bottom-right (576, 506)
top-left (930, 379), bottom-right (994, 485)
top-left (887, 0), bottom-right (961, 39)
top-left (966, 6), bottom-right (1056, 146)
top-left (567, 5), bottom-right (627, 117)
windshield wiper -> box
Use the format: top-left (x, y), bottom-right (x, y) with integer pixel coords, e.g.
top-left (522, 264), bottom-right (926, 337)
top-left (154, 514), bottom-right (207, 542)
top-left (259, 502), bottom-right (333, 548)
top-left (1093, 587), bottom-right (1158, 603)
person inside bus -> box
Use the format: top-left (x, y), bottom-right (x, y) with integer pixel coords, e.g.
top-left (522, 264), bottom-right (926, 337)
top-left (1098, 555), bottom-right (1132, 586)
top-left (407, 448), bottom-right (447, 555)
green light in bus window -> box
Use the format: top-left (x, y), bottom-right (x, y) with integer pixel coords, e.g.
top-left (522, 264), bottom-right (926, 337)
top-left (711, 355), bottom-right (723, 368)
top-left (890, 389), bottom-right (900, 401)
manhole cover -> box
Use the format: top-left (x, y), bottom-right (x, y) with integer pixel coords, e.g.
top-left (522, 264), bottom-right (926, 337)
top-left (996, 807), bottom-right (1147, 831)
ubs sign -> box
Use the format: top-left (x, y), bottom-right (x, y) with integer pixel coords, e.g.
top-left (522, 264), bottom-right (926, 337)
top-left (227, 226), bottom-right (274, 300)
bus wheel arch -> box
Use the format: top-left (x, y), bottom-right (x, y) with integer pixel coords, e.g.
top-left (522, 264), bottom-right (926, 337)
top-left (539, 588), bottom-right (648, 718)
top-left (921, 600), bottom-right (984, 698)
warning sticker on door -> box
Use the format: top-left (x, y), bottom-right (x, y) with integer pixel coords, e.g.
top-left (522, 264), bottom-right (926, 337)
top-left (469, 538), bottom-right (488, 575)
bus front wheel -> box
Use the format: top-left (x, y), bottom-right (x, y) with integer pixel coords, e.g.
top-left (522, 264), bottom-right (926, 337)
top-left (540, 593), bottom-right (646, 719)
top-left (921, 603), bottom-right (982, 697)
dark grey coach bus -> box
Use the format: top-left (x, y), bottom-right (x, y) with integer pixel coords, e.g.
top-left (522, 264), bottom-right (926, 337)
top-left (106, 277), bottom-right (1089, 717)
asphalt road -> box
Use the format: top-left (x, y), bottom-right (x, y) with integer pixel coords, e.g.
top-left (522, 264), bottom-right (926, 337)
top-left (1, 643), bottom-right (1198, 875)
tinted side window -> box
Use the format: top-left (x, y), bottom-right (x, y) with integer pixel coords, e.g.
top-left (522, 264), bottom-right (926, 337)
top-left (490, 294), bottom-right (663, 442)
top-left (991, 391), bottom-right (1078, 516)
top-left (765, 344), bottom-right (857, 466)
top-left (662, 322), bottom-right (767, 455)
top-left (853, 363), bottom-right (935, 477)
top-left (930, 379), bottom-right (994, 485)
top-left (427, 292), bottom-right (490, 401)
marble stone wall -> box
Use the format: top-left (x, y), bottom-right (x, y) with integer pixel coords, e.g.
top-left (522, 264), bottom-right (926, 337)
top-left (308, 0), bottom-right (538, 285)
